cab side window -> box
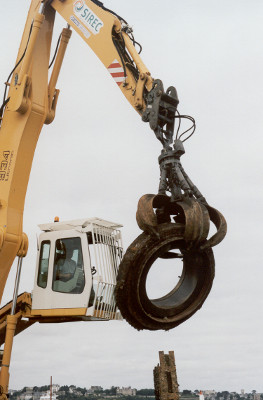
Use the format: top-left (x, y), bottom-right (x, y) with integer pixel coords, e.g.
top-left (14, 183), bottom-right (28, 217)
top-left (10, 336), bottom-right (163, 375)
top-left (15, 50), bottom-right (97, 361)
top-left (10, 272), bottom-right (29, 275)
top-left (37, 241), bottom-right (50, 289)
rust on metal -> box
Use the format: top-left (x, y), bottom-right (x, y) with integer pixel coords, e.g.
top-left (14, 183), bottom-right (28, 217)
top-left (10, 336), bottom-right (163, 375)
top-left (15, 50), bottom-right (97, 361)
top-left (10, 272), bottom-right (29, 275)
top-left (136, 193), bottom-right (226, 250)
top-left (174, 198), bottom-right (210, 244)
top-left (199, 204), bottom-right (227, 250)
top-left (136, 194), bottom-right (170, 231)
top-left (116, 192), bottom-right (227, 331)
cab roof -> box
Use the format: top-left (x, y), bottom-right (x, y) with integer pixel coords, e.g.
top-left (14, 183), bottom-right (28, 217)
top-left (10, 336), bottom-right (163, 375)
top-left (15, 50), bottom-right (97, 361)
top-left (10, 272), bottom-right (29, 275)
top-left (38, 217), bottom-right (123, 232)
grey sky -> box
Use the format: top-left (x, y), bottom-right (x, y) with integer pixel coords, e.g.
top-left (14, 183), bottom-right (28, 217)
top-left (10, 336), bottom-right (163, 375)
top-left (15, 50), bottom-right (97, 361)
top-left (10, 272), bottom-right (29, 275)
top-left (0, 0), bottom-right (263, 393)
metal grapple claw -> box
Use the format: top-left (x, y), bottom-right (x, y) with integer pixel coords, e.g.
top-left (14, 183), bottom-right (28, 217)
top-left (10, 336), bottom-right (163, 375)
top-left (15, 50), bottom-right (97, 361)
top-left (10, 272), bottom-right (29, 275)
top-left (136, 194), bottom-right (170, 231)
top-left (136, 193), bottom-right (227, 249)
top-left (116, 101), bottom-right (227, 331)
top-left (174, 198), bottom-right (210, 244)
top-left (199, 205), bottom-right (227, 250)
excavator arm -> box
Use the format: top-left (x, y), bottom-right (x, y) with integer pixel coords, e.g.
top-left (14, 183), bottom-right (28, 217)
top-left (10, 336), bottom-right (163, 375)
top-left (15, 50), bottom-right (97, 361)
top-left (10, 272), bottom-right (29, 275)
top-left (51, 0), bottom-right (154, 110)
top-left (0, 0), bottom-right (179, 306)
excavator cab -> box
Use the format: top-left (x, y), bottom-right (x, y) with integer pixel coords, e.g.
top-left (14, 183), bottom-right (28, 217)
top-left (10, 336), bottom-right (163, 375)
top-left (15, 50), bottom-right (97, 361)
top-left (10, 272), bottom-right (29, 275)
top-left (31, 218), bottom-right (123, 321)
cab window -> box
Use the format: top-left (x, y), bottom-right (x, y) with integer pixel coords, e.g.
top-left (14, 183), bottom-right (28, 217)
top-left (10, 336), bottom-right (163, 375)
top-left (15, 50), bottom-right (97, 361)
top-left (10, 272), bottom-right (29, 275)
top-left (52, 237), bottom-right (85, 294)
top-left (37, 241), bottom-right (50, 289)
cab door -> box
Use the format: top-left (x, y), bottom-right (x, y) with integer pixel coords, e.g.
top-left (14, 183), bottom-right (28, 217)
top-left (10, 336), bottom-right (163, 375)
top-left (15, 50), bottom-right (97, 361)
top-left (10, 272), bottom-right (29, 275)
top-left (32, 230), bottom-right (93, 314)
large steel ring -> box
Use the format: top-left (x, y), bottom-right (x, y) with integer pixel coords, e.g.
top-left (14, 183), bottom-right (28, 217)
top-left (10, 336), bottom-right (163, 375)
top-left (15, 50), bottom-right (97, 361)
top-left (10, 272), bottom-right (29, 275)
top-left (115, 223), bottom-right (215, 331)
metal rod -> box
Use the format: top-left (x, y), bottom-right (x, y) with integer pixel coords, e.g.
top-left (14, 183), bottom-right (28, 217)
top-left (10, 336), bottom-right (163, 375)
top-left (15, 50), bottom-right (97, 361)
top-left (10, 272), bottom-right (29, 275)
top-left (39, 2), bottom-right (45, 14)
top-left (18, 13), bottom-right (45, 85)
top-left (48, 27), bottom-right (72, 101)
top-left (11, 257), bottom-right (23, 315)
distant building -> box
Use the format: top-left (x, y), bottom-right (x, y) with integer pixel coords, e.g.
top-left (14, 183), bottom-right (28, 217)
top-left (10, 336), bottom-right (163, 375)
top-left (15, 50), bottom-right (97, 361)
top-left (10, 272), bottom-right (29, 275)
top-left (33, 392), bottom-right (45, 400)
top-left (40, 391), bottom-right (57, 400)
top-left (116, 387), bottom-right (136, 396)
top-left (90, 386), bottom-right (103, 393)
top-left (254, 395), bottom-right (260, 400)
top-left (51, 385), bottom-right (60, 394)
top-left (18, 391), bottom-right (34, 400)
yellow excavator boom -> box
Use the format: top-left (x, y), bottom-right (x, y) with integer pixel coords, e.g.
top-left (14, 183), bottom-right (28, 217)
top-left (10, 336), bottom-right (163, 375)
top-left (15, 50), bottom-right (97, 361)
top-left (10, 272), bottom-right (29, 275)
top-left (0, 0), bottom-right (157, 306)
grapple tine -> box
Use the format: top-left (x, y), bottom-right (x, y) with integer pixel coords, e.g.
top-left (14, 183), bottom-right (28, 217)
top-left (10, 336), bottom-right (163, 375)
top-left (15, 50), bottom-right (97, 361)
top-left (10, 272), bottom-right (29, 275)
top-left (200, 205), bottom-right (227, 250)
top-left (176, 198), bottom-right (210, 244)
top-left (136, 194), bottom-right (170, 231)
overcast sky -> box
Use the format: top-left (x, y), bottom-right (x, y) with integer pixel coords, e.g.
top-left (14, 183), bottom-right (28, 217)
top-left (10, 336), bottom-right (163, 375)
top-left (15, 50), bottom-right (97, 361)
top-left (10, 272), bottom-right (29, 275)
top-left (1, 0), bottom-right (263, 394)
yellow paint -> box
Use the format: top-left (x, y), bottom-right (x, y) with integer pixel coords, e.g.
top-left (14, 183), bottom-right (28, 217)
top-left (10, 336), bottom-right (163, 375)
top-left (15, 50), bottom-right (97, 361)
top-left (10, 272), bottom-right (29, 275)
top-left (93, 309), bottom-right (116, 319)
top-left (0, 2), bottom-right (157, 397)
top-left (51, 0), bottom-right (153, 109)
top-left (0, 0), bottom-right (154, 308)
top-left (0, 3), bottom-right (56, 305)
top-left (0, 315), bottom-right (18, 396)
top-left (30, 307), bottom-right (87, 317)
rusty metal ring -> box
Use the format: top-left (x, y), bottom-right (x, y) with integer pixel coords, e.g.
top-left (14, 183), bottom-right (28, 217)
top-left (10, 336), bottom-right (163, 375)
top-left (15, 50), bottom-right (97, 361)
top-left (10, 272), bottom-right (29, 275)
top-left (136, 194), bottom-right (227, 250)
top-left (172, 198), bottom-right (210, 243)
top-left (136, 193), bottom-right (210, 243)
top-left (115, 222), bottom-right (215, 331)
top-left (200, 205), bottom-right (227, 250)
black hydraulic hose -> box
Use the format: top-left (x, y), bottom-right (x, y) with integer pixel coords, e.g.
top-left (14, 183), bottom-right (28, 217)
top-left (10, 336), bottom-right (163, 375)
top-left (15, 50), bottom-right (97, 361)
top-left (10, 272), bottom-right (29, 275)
top-left (0, 97), bottom-right (10, 123)
top-left (2, 22), bottom-right (33, 104)
top-left (49, 33), bottom-right (62, 69)
top-left (0, 20), bottom-right (33, 129)
top-left (0, 21), bottom-right (33, 128)
top-left (112, 37), bottom-right (127, 79)
top-left (90, 0), bottom-right (128, 24)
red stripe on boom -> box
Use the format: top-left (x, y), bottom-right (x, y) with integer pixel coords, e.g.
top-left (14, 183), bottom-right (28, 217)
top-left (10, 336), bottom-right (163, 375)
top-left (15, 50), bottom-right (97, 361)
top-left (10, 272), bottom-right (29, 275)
top-left (107, 59), bottom-right (125, 86)
top-left (108, 62), bottom-right (121, 69)
top-left (111, 72), bottom-right (125, 78)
